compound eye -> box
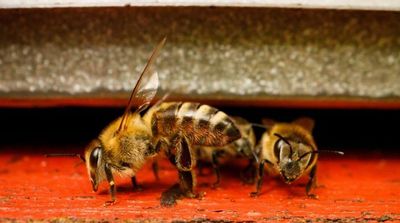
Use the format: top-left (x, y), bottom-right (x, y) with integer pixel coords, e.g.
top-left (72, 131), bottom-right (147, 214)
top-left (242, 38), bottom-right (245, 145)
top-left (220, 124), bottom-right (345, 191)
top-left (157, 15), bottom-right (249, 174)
top-left (89, 147), bottom-right (102, 168)
top-left (279, 143), bottom-right (291, 159)
top-left (273, 140), bottom-right (282, 162)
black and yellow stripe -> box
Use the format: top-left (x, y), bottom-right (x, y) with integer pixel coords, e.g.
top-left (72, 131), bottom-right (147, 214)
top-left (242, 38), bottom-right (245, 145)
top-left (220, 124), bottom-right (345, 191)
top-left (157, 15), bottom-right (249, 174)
top-left (151, 102), bottom-right (241, 147)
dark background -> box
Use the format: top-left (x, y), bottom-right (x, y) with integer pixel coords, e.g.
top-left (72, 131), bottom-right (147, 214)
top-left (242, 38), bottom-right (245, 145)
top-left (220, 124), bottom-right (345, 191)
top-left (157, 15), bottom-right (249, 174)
top-left (0, 107), bottom-right (398, 154)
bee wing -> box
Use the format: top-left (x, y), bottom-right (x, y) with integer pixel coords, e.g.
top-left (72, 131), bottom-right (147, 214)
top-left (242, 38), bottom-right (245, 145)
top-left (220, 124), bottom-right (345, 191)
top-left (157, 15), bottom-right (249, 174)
top-left (117, 37), bottom-right (166, 133)
top-left (132, 69), bottom-right (159, 115)
top-left (136, 70), bottom-right (159, 105)
top-left (152, 92), bottom-right (171, 108)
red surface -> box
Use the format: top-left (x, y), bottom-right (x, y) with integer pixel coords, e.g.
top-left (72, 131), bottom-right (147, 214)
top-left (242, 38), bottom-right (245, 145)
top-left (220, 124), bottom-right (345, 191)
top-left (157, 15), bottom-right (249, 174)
top-left (0, 147), bottom-right (399, 222)
top-left (2, 97), bottom-right (400, 109)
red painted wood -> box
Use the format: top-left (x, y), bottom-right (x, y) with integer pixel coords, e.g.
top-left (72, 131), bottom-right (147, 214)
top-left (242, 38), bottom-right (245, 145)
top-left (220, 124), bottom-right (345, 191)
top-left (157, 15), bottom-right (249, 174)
top-left (0, 147), bottom-right (399, 222)
top-left (1, 97), bottom-right (400, 109)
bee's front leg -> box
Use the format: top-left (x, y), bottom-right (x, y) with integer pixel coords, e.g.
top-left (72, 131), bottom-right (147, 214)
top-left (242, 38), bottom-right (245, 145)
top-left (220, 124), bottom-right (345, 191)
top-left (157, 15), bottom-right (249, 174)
top-left (104, 163), bottom-right (117, 206)
top-left (306, 165), bottom-right (318, 199)
top-left (250, 160), bottom-right (265, 197)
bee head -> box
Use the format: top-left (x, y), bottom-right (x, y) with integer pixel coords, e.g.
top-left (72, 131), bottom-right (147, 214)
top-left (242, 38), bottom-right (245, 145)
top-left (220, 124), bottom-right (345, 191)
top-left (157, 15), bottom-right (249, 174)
top-left (280, 160), bottom-right (301, 183)
top-left (84, 139), bottom-right (106, 192)
top-left (274, 133), bottom-right (314, 184)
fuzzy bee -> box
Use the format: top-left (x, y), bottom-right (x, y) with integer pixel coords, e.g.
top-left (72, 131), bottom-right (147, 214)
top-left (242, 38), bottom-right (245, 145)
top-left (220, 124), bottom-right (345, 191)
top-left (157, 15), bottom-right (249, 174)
top-left (83, 38), bottom-right (242, 206)
top-left (251, 117), bottom-right (342, 198)
top-left (195, 116), bottom-right (257, 187)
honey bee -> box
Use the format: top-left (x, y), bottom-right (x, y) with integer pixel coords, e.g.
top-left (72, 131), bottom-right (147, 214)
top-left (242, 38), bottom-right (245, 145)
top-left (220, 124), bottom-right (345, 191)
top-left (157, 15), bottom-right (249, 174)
top-left (251, 117), bottom-right (342, 198)
top-left (83, 38), bottom-right (242, 206)
top-left (195, 116), bottom-right (257, 187)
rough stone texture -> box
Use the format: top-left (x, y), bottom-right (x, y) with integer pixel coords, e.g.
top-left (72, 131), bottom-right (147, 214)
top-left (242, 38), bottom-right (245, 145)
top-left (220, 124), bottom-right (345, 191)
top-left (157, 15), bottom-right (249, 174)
top-left (0, 7), bottom-right (399, 99)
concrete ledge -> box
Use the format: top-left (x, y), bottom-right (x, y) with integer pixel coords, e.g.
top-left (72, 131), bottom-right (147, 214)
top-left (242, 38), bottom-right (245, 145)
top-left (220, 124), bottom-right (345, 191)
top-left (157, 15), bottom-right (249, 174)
top-left (1, 0), bottom-right (400, 11)
top-left (0, 7), bottom-right (399, 107)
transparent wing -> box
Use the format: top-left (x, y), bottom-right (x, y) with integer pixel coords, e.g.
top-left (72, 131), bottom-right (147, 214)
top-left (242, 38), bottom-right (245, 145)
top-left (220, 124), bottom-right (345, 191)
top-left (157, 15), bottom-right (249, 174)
top-left (134, 69), bottom-right (159, 107)
top-left (117, 37), bottom-right (166, 133)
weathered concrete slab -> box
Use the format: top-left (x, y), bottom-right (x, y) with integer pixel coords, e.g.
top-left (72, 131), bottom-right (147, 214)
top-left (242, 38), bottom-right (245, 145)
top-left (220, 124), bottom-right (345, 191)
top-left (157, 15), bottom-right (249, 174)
top-left (0, 8), bottom-right (399, 105)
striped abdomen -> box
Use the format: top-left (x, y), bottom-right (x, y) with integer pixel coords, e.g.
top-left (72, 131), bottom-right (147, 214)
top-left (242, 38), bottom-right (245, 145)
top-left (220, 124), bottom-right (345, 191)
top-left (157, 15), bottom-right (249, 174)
top-left (151, 102), bottom-right (241, 147)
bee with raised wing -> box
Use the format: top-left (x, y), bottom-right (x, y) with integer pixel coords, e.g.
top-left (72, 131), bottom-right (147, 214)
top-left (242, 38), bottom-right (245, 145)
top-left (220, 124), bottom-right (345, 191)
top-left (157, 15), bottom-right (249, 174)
top-left (83, 38), bottom-right (242, 206)
top-left (251, 117), bottom-right (343, 198)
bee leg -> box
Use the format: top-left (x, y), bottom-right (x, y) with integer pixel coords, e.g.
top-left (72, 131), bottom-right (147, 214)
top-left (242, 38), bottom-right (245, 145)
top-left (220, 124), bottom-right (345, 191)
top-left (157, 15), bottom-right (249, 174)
top-left (211, 150), bottom-right (222, 188)
top-left (306, 165), bottom-right (318, 199)
top-left (197, 161), bottom-right (206, 176)
top-left (152, 161), bottom-right (160, 181)
top-left (160, 183), bottom-right (182, 207)
top-left (179, 170), bottom-right (199, 198)
top-left (174, 135), bottom-right (195, 171)
top-left (161, 136), bottom-right (200, 206)
top-left (150, 139), bottom-right (167, 181)
top-left (250, 160), bottom-right (265, 197)
top-left (161, 158), bottom-right (197, 206)
top-left (196, 148), bottom-right (204, 176)
top-left (161, 152), bottom-right (184, 207)
top-left (104, 163), bottom-right (117, 206)
top-left (131, 176), bottom-right (143, 191)
top-left (240, 158), bottom-right (256, 185)
top-left (176, 136), bottom-right (202, 198)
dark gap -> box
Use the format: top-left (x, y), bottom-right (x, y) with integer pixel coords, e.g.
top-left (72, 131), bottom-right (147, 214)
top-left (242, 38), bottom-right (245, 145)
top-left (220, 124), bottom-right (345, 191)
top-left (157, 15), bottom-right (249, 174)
top-left (0, 107), bottom-right (398, 155)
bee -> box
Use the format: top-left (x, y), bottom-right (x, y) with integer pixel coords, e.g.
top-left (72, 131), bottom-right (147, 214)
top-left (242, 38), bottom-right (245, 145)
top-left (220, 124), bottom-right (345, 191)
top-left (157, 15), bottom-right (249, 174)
top-left (195, 116), bottom-right (257, 187)
top-left (251, 117), bottom-right (343, 198)
top-left (83, 38), bottom-right (242, 206)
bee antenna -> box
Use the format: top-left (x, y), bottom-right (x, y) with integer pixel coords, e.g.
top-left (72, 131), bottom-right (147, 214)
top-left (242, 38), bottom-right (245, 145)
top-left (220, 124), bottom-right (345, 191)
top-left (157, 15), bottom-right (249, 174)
top-left (274, 133), bottom-right (294, 158)
top-left (299, 150), bottom-right (344, 160)
top-left (250, 123), bottom-right (268, 130)
top-left (45, 153), bottom-right (86, 162)
top-left (299, 151), bottom-right (314, 160)
top-left (318, 150), bottom-right (344, 155)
